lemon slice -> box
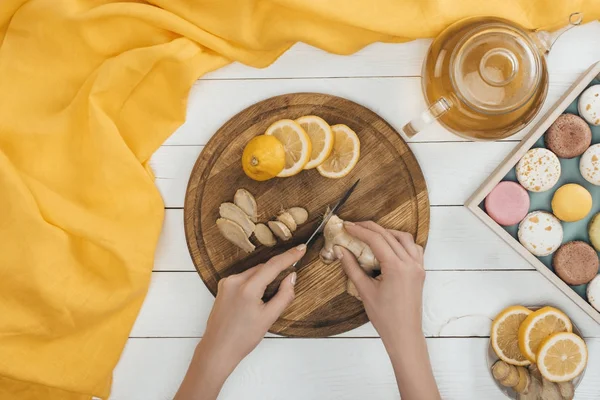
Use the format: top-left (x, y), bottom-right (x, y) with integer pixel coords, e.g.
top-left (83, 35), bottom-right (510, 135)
top-left (296, 115), bottom-right (334, 169)
top-left (491, 305), bottom-right (532, 366)
top-left (518, 306), bottom-right (572, 363)
top-left (316, 124), bottom-right (360, 179)
top-left (537, 332), bottom-right (587, 382)
top-left (265, 119), bottom-right (312, 177)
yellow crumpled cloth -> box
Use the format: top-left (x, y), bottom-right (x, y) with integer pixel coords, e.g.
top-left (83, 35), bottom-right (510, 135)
top-left (0, 1), bottom-right (598, 399)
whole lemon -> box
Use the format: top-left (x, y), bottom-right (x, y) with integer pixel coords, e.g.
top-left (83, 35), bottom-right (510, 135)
top-left (242, 135), bottom-right (285, 181)
top-left (551, 184), bottom-right (592, 222)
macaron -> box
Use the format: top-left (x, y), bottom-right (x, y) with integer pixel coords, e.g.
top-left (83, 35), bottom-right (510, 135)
top-left (553, 241), bottom-right (599, 285)
top-left (544, 114), bottom-right (591, 158)
top-left (580, 144), bottom-right (600, 185)
top-left (516, 148), bottom-right (561, 192)
top-left (518, 211), bottom-right (563, 257)
top-left (551, 184), bottom-right (592, 222)
top-left (485, 181), bottom-right (530, 226)
top-left (578, 84), bottom-right (600, 126)
top-left (589, 213), bottom-right (600, 251)
top-left (587, 275), bottom-right (600, 312)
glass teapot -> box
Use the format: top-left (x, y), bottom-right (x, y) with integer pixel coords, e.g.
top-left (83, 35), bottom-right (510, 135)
top-left (402, 13), bottom-right (583, 141)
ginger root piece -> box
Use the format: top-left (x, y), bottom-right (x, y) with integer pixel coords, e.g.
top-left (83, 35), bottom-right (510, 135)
top-left (541, 377), bottom-right (562, 400)
top-left (557, 381), bottom-right (574, 400)
top-left (217, 218), bottom-right (255, 253)
top-left (219, 202), bottom-right (255, 236)
top-left (513, 366), bottom-right (531, 394)
top-left (287, 207), bottom-right (308, 225)
top-left (234, 189), bottom-right (258, 222)
top-left (528, 364), bottom-right (542, 381)
top-left (500, 363), bottom-right (520, 387)
top-left (320, 215), bottom-right (379, 299)
top-left (277, 211), bottom-right (297, 232)
top-left (492, 360), bottom-right (511, 381)
top-left (268, 220), bottom-right (292, 241)
top-left (518, 376), bottom-right (541, 400)
top-left (254, 223), bottom-right (276, 247)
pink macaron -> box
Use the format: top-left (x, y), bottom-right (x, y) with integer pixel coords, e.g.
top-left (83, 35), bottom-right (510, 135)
top-left (485, 181), bottom-right (530, 226)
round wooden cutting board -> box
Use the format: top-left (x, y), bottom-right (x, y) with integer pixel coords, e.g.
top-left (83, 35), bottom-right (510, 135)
top-left (184, 93), bottom-right (429, 337)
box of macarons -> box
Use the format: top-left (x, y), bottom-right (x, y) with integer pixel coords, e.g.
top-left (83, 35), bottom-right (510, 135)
top-left (467, 62), bottom-right (600, 324)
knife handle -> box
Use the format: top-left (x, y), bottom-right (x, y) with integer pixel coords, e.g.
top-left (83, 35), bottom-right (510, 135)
top-left (262, 266), bottom-right (296, 302)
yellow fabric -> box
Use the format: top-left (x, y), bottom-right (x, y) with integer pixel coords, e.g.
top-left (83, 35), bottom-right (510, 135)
top-left (0, 1), bottom-right (598, 399)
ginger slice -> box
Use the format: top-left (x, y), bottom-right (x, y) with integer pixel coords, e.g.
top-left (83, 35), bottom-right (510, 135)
top-left (513, 366), bottom-right (531, 394)
top-left (277, 211), bottom-right (297, 232)
top-left (234, 189), bottom-right (258, 223)
top-left (219, 202), bottom-right (255, 237)
top-left (287, 207), bottom-right (308, 225)
top-left (254, 223), bottom-right (276, 247)
top-left (217, 218), bottom-right (255, 253)
top-left (268, 220), bottom-right (292, 241)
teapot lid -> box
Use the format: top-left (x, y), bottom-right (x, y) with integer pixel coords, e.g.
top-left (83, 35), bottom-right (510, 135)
top-left (450, 23), bottom-right (543, 115)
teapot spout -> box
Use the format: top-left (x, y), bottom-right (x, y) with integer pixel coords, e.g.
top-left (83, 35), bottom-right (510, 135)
top-left (532, 12), bottom-right (583, 54)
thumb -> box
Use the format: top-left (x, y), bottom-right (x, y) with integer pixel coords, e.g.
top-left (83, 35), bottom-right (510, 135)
top-left (264, 271), bottom-right (296, 322)
top-left (338, 246), bottom-right (372, 297)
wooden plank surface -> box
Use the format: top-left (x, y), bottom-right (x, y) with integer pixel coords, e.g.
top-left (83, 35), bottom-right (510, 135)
top-left (155, 207), bottom-right (531, 272)
top-left (130, 271), bottom-right (600, 338)
top-left (112, 338), bottom-right (600, 400)
top-left (110, 21), bottom-right (600, 400)
top-left (150, 142), bottom-right (517, 207)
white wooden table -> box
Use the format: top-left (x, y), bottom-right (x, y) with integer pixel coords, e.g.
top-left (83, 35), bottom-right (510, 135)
top-left (110, 22), bottom-right (600, 399)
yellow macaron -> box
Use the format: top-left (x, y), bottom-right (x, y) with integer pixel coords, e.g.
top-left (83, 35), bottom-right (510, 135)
top-left (551, 184), bottom-right (592, 222)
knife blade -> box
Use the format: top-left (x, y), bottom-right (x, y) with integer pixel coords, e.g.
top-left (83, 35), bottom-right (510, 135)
top-left (292, 179), bottom-right (360, 267)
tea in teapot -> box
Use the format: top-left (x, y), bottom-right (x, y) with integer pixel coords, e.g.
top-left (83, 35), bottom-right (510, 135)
top-left (403, 13), bottom-right (583, 140)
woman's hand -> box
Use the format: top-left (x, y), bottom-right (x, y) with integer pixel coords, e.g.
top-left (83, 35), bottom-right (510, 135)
top-left (337, 221), bottom-right (425, 350)
top-left (174, 245), bottom-right (305, 400)
top-left (337, 221), bottom-right (440, 400)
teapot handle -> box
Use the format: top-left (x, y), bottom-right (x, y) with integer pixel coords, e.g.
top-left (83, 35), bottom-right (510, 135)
top-left (402, 97), bottom-right (452, 137)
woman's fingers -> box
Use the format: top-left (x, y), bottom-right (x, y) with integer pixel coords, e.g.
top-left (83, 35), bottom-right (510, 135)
top-left (337, 246), bottom-right (373, 298)
top-left (264, 271), bottom-right (296, 323)
top-left (248, 245), bottom-right (306, 292)
top-left (343, 223), bottom-right (397, 266)
top-left (355, 221), bottom-right (411, 261)
top-left (386, 230), bottom-right (421, 261)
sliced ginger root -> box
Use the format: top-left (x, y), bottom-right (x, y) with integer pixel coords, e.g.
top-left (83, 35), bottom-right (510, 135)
top-left (217, 218), bottom-right (255, 253)
top-left (234, 189), bottom-right (258, 222)
top-left (268, 220), bottom-right (292, 241)
top-left (287, 207), bottom-right (308, 225)
top-left (277, 211), bottom-right (297, 232)
top-left (219, 202), bottom-right (255, 236)
top-left (254, 223), bottom-right (276, 247)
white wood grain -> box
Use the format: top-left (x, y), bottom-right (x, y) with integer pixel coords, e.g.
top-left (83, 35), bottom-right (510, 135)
top-left (201, 22), bottom-right (600, 80)
top-left (168, 76), bottom-right (575, 145)
top-left (149, 142), bottom-right (516, 208)
top-left (130, 271), bottom-right (600, 339)
top-left (110, 337), bottom-right (600, 400)
top-left (154, 207), bottom-right (530, 272)
top-left (116, 21), bottom-right (600, 400)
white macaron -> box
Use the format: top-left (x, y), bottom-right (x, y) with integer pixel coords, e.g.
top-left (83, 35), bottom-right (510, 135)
top-left (587, 275), bottom-right (600, 312)
top-left (578, 84), bottom-right (600, 126)
top-left (518, 211), bottom-right (563, 257)
top-left (516, 148), bottom-right (561, 192)
top-left (580, 144), bottom-right (600, 185)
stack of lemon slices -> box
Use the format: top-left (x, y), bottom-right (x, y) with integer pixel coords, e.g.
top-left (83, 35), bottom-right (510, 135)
top-left (242, 116), bottom-right (360, 181)
top-left (490, 305), bottom-right (587, 395)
